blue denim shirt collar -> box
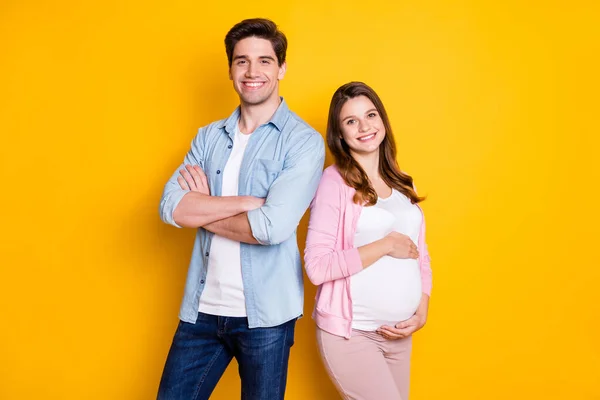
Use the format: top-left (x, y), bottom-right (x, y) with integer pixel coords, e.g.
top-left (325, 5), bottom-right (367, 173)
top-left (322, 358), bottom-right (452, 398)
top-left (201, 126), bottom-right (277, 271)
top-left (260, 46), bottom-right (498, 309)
top-left (219, 97), bottom-right (289, 136)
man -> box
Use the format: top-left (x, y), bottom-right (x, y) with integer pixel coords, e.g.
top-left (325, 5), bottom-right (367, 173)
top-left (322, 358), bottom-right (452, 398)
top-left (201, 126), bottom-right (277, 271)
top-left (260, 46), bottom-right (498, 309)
top-left (157, 18), bottom-right (325, 400)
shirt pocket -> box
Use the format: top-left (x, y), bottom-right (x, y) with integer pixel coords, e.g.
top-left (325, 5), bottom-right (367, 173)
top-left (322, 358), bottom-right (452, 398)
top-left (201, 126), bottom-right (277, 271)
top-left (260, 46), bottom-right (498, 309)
top-left (251, 158), bottom-right (284, 197)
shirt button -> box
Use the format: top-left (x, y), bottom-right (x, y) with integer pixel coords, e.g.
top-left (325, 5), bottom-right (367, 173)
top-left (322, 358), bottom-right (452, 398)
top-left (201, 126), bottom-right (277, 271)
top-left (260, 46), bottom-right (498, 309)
top-left (200, 279), bottom-right (205, 284)
top-left (217, 170), bottom-right (221, 174)
top-left (228, 144), bottom-right (232, 149)
top-left (205, 252), bottom-right (209, 257)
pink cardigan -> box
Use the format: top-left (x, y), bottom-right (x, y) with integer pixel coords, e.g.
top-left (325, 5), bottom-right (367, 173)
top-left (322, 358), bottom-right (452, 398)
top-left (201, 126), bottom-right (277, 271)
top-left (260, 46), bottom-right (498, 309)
top-left (304, 165), bottom-right (432, 339)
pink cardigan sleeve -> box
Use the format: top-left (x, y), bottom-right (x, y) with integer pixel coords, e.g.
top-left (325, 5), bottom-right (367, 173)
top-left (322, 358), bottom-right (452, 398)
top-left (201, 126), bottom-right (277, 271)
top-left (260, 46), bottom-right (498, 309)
top-left (419, 237), bottom-right (433, 296)
top-left (304, 174), bottom-right (364, 286)
top-left (413, 181), bottom-right (432, 296)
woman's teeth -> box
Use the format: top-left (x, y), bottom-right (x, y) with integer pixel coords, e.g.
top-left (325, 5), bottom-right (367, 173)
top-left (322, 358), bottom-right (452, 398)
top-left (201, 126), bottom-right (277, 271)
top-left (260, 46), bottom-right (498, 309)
top-left (358, 133), bottom-right (375, 141)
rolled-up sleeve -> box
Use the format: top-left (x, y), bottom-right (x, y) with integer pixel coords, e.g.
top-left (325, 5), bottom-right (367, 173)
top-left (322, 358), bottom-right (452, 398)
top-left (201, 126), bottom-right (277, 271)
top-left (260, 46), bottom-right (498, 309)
top-left (159, 128), bottom-right (205, 228)
top-left (247, 132), bottom-right (325, 245)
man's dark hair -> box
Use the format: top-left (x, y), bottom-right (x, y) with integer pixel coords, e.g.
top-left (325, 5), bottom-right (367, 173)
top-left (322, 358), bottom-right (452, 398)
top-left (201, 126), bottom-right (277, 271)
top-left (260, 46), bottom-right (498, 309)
top-left (225, 18), bottom-right (287, 67)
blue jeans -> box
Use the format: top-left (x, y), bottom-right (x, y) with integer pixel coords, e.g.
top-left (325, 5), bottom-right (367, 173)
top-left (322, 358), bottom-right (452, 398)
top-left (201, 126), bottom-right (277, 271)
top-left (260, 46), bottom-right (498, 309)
top-left (157, 312), bottom-right (296, 400)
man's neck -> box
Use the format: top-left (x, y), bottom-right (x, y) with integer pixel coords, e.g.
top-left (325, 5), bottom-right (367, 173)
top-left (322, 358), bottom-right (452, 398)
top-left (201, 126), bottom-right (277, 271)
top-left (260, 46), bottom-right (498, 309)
top-left (238, 95), bottom-right (281, 134)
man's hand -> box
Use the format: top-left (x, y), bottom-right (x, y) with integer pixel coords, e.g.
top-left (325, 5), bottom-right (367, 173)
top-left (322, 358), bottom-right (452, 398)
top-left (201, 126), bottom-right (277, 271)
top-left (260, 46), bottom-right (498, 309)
top-left (177, 164), bottom-right (264, 212)
top-left (376, 313), bottom-right (427, 340)
top-left (178, 165), bottom-right (209, 195)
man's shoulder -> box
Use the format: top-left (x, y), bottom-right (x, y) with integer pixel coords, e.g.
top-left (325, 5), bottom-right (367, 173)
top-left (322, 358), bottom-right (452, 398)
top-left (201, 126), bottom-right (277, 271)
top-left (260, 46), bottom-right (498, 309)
top-left (284, 110), bottom-right (322, 141)
top-left (191, 118), bottom-right (228, 146)
top-left (198, 118), bottom-right (227, 134)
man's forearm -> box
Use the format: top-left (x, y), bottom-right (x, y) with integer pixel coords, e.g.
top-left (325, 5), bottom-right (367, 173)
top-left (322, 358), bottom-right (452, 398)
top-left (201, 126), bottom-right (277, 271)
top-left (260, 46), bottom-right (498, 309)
top-left (173, 192), bottom-right (258, 229)
top-left (203, 212), bottom-right (260, 244)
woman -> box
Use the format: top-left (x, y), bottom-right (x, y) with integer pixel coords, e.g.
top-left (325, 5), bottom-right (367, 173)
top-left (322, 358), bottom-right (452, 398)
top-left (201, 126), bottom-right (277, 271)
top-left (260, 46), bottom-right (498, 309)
top-left (304, 82), bottom-right (432, 400)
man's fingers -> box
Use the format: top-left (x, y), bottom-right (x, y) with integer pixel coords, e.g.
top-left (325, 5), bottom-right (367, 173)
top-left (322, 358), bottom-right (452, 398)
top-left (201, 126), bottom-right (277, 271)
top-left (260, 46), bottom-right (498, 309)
top-left (193, 166), bottom-right (209, 190)
top-left (177, 176), bottom-right (189, 190)
top-left (179, 169), bottom-right (197, 191)
top-left (193, 165), bottom-right (207, 179)
top-left (186, 165), bottom-right (204, 189)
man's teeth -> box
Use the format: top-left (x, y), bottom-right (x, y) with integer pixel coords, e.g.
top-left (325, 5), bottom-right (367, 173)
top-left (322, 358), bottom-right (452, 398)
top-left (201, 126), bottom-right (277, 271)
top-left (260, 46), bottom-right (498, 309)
top-left (245, 82), bottom-right (264, 87)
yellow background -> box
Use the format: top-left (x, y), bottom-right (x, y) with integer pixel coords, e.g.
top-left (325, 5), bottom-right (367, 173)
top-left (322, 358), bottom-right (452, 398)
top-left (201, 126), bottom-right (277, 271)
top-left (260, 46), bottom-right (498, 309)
top-left (1, 1), bottom-right (599, 399)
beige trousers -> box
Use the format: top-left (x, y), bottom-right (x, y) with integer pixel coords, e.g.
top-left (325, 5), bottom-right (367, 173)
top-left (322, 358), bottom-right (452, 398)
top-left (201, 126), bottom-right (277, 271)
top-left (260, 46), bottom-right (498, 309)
top-left (317, 327), bottom-right (413, 400)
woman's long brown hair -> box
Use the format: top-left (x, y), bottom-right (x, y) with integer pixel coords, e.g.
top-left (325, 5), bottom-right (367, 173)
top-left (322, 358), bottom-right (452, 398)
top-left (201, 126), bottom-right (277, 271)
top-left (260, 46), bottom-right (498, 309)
top-left (326, 82), bottom-right (425, 205)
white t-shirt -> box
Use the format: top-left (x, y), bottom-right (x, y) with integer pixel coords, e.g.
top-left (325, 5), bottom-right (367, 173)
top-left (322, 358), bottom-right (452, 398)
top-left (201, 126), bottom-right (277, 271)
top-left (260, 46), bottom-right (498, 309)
top-left (350, 189), bottom-right (423, 331)
top-left (198, 122), bottom-right (250, 317)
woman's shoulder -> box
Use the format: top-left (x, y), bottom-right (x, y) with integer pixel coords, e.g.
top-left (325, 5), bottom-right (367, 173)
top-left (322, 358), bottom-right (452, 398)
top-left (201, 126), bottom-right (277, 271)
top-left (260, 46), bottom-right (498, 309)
top-left (314, 164), bottom-right (355, 199)
top-left (321, 164), bottom-right (344, 182)
top-left (318, 165), bottom-right (350, 192)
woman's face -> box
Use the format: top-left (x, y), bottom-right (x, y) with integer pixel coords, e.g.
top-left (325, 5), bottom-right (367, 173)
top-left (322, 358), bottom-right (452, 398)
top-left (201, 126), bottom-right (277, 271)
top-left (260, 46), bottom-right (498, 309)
top-left (338, 95), bottom-right (386, 157)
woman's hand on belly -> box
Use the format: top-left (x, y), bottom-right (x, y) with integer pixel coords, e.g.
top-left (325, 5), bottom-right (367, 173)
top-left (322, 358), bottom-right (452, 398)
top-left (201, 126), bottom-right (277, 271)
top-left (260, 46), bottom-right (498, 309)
top-left (385, 231), bottom-right (419, 260)
top-left (376, 313), bottom-right (426, 340)
top-left (376, 294), bottom-right (430, 340)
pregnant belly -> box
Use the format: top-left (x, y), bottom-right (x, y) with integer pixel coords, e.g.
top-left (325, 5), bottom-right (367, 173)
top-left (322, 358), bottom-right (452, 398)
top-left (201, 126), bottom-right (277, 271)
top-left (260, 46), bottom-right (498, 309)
top-left (350, 257), bottom-right (422, 331)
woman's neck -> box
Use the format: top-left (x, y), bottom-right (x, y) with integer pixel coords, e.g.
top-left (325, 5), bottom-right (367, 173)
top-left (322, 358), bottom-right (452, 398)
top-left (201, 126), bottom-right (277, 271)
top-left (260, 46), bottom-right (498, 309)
top-left (352, 150), bottom-right (392, 198)
top-left (352, 150), bottom-right (380, 181)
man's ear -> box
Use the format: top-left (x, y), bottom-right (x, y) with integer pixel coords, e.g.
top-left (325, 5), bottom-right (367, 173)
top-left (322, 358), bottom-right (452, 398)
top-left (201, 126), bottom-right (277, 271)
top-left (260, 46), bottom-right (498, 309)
top-left (278, 61), bottom-right (287, 80)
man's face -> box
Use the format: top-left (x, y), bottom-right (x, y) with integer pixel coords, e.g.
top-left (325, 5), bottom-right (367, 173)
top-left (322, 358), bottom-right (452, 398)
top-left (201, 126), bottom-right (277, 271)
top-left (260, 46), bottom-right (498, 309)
top-left (229, 37), bottom-right (286, 106)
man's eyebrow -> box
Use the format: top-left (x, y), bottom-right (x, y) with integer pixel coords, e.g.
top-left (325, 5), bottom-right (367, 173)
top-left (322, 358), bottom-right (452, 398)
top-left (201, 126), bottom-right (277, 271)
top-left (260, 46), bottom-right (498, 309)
top-left (232, 55), bottom-right (276, 61)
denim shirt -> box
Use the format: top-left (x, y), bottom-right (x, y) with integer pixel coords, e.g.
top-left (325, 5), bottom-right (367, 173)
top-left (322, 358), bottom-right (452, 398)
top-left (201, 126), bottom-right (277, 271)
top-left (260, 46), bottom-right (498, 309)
top-left (159, 99), bottom-right (325, 328)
